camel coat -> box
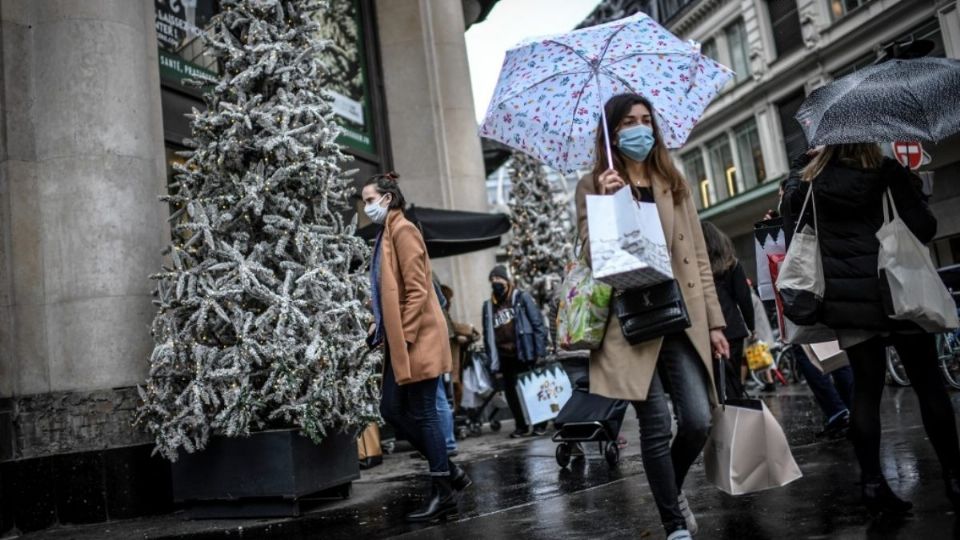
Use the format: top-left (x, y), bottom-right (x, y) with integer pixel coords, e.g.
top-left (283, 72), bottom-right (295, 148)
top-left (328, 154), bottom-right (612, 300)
top-left (575, 174), bottom-right (726, 403)
top-left (378, 209), bottom-right (451, 385)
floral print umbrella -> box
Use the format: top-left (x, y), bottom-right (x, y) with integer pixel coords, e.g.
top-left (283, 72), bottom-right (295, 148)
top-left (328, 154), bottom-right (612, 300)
top-left (479, 12), bottom-right (734, 174)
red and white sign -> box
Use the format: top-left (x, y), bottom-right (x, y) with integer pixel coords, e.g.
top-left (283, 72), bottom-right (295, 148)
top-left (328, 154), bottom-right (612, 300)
top-left (892, 141), bottom-right (923, 170)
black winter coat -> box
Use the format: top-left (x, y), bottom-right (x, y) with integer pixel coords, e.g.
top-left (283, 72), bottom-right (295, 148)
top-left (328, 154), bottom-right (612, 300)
top-left (782, 157), bottom-right (937, 331)
top-left (713, 261), bottom-right (755, 341)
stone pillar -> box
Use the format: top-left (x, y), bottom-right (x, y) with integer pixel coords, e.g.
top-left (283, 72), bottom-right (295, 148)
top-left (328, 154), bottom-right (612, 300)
top-left (0, 0), bottom-right (166, 443)
top-left (375, 0), bottom-right (494, 326)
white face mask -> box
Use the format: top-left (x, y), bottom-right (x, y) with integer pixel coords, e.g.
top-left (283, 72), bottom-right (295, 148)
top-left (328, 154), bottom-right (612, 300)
top-left (364, 194), bottom-right (389, 224)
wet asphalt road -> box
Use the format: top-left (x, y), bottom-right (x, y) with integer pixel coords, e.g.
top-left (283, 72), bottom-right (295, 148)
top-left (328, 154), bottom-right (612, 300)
top-left (22, 385), bottom-right (960, 540)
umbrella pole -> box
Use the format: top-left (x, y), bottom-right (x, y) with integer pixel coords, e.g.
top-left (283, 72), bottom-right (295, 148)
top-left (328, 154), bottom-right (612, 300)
top-left (598, 88), bottom-right (614, 171)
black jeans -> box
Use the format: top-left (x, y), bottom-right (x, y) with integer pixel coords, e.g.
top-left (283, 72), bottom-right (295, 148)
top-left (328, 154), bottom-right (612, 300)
top-left (633, 334), bottom-right (712, 530)
top-left (500, 353), bottom-right (533, 432)
top-left (847, 333), bottom-right (960, 479)
top-left (380, 350), bottom-right (449, 476)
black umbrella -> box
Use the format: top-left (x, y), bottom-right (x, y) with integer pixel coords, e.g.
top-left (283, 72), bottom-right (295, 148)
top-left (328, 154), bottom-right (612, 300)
top-left (357, 206), bottom-right (511, 258)
top-left (796, 57), bottom-right (960, 146)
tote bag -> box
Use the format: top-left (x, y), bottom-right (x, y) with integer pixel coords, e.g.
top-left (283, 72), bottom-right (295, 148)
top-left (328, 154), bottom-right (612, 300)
top-left (877, 189), bottom-right (959, 332)
top-left (776, 187), bottom-right (824, 326)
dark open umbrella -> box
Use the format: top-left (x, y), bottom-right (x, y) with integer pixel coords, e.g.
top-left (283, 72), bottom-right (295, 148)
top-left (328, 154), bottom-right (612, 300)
top-left (796, 57), bottom-right (960, 147)
top-left (357, 206), bottom-right (511, 258)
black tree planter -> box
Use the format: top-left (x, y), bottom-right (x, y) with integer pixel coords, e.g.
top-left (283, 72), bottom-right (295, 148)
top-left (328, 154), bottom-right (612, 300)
top-left (172, 429), bottom-right (359, 518)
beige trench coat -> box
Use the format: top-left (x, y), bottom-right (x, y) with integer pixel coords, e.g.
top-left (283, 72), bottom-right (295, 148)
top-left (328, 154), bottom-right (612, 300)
top-left (379, 209), bottom-right (452, 385)
top-left (575, 174), bottom-right (726, 403)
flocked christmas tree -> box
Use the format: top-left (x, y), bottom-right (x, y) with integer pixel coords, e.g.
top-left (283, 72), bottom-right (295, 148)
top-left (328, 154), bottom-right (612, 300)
top-left (136, 0), bottom-right (380, 461)
top-left (505, 151), bottom-right (574, 311)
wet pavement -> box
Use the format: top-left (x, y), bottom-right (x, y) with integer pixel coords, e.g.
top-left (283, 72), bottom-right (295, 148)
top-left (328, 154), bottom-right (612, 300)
top-left (18, 383), bottom-right (960, 540)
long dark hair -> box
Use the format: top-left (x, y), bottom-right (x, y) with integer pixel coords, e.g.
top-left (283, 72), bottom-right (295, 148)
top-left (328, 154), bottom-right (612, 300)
top-left (362, 171), bottom-right (406, 210)
top-left (590, 93), bottom-right (689, 202)
top-left (701, 221), bottom-right (737, 275)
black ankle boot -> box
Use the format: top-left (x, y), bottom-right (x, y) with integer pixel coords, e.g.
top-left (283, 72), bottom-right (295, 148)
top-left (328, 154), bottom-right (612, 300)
top-left (405, 476), bottom-right (458, 523)
top-left (862, 475), bottom-right (913, 515)
top-left (450, 461), bottom-right (473, 492)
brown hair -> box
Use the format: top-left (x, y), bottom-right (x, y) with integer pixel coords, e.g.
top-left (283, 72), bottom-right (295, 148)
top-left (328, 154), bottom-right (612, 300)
top-left (701, 221), bottom-right (737, 275)
top-left (801, 143), bottom-right (884, 182)
top-left (362, 171), bottom-right (406, 210)
top-left (590, 93), bottom-right (689, 203)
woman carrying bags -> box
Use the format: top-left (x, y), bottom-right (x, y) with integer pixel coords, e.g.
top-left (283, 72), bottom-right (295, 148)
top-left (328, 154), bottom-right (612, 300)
top-left (575, 93), bottom-right (729, 540)
top-left (363, 172), bottom-right (472, 523)
top-left (782, 144), bottom-right (960, 514)
top-left (701, 221), bottom-right (755, 398)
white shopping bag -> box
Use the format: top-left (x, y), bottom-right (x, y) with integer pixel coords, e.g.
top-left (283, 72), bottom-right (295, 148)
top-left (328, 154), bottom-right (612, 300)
top-left (802, 341), bottom-right (849, 374)
top-left (586, 186), bottom-right (673, 290)
top-left (516, 363), bottom-right (573, 426)
top-left (877, 190), bottom-right (959, 332)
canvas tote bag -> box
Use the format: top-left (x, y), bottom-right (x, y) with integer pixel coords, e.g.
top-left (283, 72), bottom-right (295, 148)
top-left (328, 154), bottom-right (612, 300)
top-left (877, 189), bottom-right (959, 332)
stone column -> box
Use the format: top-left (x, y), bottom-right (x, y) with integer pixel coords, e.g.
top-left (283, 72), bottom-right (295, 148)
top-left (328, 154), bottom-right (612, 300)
top-left (0, 0), bottom-right (167, 451)
top-left (375, 0), bottom-right (494, 326)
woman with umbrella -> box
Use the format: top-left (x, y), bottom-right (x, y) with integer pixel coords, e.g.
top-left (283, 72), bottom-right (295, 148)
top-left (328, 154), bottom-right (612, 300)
top-left (782, 144), bottom-right (960, 514)
top-left (575, 93), bottom-right (729, 540)
top-left (362, 173), bottom-right (472, 522)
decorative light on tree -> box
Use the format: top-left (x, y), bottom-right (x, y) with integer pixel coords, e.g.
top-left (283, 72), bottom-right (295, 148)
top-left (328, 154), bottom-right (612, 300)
top-left (137, 0), bottom-right (380, 461)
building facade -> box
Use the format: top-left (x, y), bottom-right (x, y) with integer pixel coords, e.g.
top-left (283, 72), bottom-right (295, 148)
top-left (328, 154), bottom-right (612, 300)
top-left (582, 0), bottom-right (960, 281)
top-left (0, 0), bottom-right (493, 533)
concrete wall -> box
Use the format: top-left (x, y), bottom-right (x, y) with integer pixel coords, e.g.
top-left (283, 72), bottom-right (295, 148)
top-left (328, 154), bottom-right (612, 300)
top-left (0, 0), bottom-right (167, 399)
top-left (375, 0), bottom-right (493, 327)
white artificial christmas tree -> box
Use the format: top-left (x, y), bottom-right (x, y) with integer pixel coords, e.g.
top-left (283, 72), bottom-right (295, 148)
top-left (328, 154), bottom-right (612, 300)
top-left (137, 0), bottom-right (380, 461)
top-left (505, 151), bottom-right (574, 311)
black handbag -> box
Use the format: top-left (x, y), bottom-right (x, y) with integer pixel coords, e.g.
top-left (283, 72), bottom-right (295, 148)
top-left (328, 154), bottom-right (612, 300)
top-left (612, 279), bottom-right (691, 345)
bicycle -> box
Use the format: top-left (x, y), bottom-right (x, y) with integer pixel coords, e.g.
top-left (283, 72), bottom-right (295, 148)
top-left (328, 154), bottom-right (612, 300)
top-left (884, 326), bottom-right (960, 389)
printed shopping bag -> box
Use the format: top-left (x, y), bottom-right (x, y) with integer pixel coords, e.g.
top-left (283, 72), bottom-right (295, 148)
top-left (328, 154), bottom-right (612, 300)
top-left (587, 186), bottom-right (673, 290)
top-left (556, 258), bottom-right (612, 350)
top-left (776, 188), bottom-right (824, 326)
top-left (516, 362), bottom-right (573, 426)
top-left (877, 190), bottom-right (959, 332)
top-left (703, 359), bottom-right (802, 495)
top-left (754, 218), bottom-right (786, 302)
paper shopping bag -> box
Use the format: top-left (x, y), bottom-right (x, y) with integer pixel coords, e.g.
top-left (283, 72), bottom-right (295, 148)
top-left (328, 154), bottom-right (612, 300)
top-left (703, 398), bottom-right (803, 495)
top-left (802, 341), bottom-right (850, 374)
top-left (587, 186), bottom-right (673, 290)
top-left (754, 218), bottom-right (786, 302)
top-left (516, 363), bottom-right (573, 426)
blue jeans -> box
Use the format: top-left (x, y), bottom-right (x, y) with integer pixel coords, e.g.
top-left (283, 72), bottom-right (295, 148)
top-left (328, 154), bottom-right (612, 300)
top-left (437, 377), bottom-right (457, 453)
top-left (794, 347), bottom-right (854, 424)
top-left (380, 351), bottom-right (449, 476)
top-left (632, 334), bottom-right (712, 531)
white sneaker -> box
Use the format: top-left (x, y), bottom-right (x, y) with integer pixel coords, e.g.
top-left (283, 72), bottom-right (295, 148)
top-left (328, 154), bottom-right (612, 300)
top-left (666, 529), bottom-right (692, 540)
top-left (677, 492), bottom-right (698, 534)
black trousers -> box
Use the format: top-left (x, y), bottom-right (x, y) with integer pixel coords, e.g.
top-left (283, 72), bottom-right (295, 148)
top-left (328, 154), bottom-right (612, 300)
top-left (500, 354), bottom-right (531, 432)
top-left (846, 333), bottom-right (960, 479)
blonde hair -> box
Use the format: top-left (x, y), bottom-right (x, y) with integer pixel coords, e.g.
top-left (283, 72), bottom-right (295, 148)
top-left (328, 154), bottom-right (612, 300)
top-left (801, 143), bottom-right (884, 182)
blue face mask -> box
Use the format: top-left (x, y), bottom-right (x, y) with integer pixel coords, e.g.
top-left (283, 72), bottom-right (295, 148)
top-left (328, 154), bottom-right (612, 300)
top-left (617, 124), bottom-right (655, 162)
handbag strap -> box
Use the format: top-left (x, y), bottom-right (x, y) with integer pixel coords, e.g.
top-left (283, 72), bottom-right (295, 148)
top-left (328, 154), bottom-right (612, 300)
top-left (794, 184), bottom-right (818, 235)
top-left (716, 356), bottom-right (727, 409)
top-left (882, 188), bottom-right (900, 224)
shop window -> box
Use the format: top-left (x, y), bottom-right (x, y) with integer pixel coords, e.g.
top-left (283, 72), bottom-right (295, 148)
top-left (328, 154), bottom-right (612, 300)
top-left (682, 150), bottom-right (710, 208)
top-left (734, 119), bottom-right (766, 190)
top-left (831, 0), bottom-right (872, 19)
top-left (707, 135), bottom-right (737, 201)
top-left (701, 38), bottom-right (719, 63)
top-left (766, 0), bottom-right (803, 58)
top-left (725, 20), bottom-right (750, 83)
top-left (777, 90), bottom-right (807, 163)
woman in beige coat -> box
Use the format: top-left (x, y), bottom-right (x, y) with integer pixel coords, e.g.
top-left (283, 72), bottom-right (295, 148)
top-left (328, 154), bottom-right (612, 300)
top-left (575, 94), bottom-right (728, 540)
top-left (362, 173), bottom-right (471, 523)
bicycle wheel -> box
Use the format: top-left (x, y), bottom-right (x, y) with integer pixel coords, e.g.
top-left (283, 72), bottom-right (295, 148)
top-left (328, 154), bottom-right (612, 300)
top-left (886, 346), bottom-right (911, 386)
top-left (750, 368), bottom-right (766, 386)
top-left (776, 347), bottom-right (800, 384)
top-left (938, 334), bottom-right (960, 390)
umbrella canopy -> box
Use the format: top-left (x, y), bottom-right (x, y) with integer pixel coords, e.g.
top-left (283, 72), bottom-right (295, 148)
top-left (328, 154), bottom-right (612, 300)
top-left (357, 206), bottom-right (511, 259)
top-left (796, 57), bottom-right (960, 147)
top-left (479, 12), bottom-right (733, 174)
